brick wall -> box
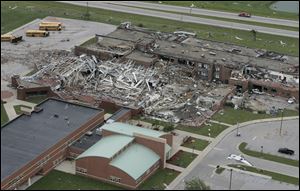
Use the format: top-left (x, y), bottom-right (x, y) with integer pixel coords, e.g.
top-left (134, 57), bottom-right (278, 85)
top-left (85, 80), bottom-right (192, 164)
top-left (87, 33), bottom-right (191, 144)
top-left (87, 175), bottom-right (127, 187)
top-left (1, 111), bottom-right (104, 190)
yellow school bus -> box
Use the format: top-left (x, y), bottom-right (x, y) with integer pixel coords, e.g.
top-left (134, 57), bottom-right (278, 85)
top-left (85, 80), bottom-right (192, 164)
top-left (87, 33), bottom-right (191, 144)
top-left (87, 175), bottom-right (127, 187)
top-left (39, 21), bottom-right (62, 31)
top-left (26, 30), bottom-right (49, 37)
top-left (1, 34), bottom-right (23, 43)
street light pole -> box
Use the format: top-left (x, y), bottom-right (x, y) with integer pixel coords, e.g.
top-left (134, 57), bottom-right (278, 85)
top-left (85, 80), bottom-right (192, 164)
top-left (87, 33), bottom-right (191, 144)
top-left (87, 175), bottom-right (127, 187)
top-left (229, 169), bottom-right (233, 190)
top-left (279, 108), bottom-right (284, 136)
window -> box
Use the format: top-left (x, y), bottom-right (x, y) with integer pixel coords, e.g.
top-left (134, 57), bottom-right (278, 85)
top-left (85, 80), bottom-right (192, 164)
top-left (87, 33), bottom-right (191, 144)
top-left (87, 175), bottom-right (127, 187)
top-left (215, 73), bottom-right (220, 79)
top-left (215, 66), bottom-right (220, 71)
top-left (109, 176), bottom-right (121, 183)
top-left (76, 167), bottom-right (87, 174)
top-left (204, 64), bottom-right (208, 69)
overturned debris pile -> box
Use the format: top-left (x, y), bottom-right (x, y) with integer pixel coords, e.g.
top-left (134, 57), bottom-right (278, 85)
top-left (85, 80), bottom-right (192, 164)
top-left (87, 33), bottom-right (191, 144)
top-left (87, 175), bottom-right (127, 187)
top-left (22, 53), bottom-right (233, 125)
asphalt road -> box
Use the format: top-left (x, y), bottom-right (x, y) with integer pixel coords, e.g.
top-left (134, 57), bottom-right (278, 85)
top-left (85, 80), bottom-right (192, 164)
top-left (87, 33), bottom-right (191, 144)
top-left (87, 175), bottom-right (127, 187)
top-left (104, 1), bottom-right (299, 28)
top-left (59, 1), bottom-right (299, 38)
top-left (173, 119), bottom-right (299, 190)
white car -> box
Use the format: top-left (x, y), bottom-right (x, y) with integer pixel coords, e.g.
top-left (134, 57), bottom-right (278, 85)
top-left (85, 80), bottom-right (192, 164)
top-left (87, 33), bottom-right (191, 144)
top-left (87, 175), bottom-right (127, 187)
top-left (252, 89), bottom-right (263, 95)
top-left (227, 154), bottom-right (253, 166)
top-left (288, 98), bottom-right (294, 104)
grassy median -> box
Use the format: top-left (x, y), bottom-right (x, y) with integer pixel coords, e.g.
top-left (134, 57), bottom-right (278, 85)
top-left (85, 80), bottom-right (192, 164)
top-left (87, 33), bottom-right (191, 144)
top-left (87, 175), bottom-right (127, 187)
top-left (228, 164), bottom-right (299, 185)
top-left (239, 142), bottom-right (299, 167)
top-left (151, 1), bottom-right (299, 20)
top-left (1, 1), bottom-right (298, 56)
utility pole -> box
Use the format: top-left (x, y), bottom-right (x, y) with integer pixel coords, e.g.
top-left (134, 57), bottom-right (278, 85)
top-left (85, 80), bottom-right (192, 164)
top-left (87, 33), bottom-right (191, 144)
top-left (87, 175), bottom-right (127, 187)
top-left (85, 1), bottom-right (90, 20)
top-left (236, 122), bottom-right (239, 136)
top-left (279, 108), bottom-right (284, 136)
top-left (229, 169), bottom-right (233, 190)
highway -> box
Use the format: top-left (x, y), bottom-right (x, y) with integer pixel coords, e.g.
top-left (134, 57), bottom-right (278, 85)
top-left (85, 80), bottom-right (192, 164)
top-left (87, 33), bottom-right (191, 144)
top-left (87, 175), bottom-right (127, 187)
top-left (59, 1), bottom-right (299, 38)
top-left (105, 1), bottom-right (299, 28)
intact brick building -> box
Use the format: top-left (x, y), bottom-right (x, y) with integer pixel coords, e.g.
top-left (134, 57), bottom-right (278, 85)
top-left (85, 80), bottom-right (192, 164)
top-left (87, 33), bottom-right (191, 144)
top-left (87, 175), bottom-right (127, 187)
top-left (1, 98), bottom-right (104, 190)
top-left (75, 122), bottom-right (173, 189)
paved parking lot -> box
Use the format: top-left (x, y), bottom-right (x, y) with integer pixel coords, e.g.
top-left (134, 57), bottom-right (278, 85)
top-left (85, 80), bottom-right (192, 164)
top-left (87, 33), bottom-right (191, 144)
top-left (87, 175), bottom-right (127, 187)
top-left (173, 119), bottom-right (299, 190)
top-left (1, 17), bottom-right (116, 104)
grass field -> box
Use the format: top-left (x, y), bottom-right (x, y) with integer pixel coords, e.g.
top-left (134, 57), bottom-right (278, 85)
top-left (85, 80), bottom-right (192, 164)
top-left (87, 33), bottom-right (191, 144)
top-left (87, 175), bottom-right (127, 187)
top-left (27, 170), bottom-right (123, 190)
top-left (151, 1), bottom-right (299, 20)
top-left (181, 137), bottom-right (210, 151)
top-left (228, 164), bottom-right (299, 185)
top-left (13, 105), bottom-right (32, 115)
top-left (139, 168), bottom-right (180, 190)
top-left (27, 169), bottom-right (179, 190)
top-left (25, 95), bottom-right (48, 104)
top-left (1, 1), bottom-right (298, 56)
top-left (167, 150), bottom-right (197, 168)
top-left (212, 107), bottom-right (299, 125)
top-left (125, 4), bottom-right (299, 31)
top-left (1, 103), bottom-right (9, 126)
top-left (239, 142), bottom-right (299, 167)
top-left (177, 122), bottom-right (229, 138)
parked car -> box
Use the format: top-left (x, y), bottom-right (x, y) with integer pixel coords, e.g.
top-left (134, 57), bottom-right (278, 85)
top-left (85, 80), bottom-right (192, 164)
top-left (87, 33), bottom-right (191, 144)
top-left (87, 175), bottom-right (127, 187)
top-left (278, 148), bottom-right (295, 155)
top-left (288, 98), bottom-right (295, 104)
top-left (238, 12), bottom-right (251, 17)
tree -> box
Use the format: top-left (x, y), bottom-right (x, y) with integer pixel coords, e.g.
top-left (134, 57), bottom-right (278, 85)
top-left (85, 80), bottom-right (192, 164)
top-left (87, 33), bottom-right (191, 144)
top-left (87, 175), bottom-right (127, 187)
top-left (184, 178), bottom-right (210, 190)
top-left (251, 29), bottom-right (257, 41)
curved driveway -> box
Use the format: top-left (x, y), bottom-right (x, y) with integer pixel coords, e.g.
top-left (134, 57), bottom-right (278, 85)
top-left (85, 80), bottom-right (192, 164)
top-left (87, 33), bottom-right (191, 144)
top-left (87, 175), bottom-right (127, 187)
top-left (172, 118), bottom-right (299, 190)
top-left (59, 1), bottom-right (299, 38)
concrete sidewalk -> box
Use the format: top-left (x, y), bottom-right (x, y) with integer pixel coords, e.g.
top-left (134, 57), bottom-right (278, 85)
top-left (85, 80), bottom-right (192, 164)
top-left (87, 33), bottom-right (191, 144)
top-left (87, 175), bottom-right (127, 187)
top-left (173, 129), bottom-right (214, 142)
top-left (3, 99), bottom-right (36, 120)
top-left (166, 163), bottom-right (185, 172)
top-left (179, 146), bottom-right (202, 155)
top-left (210, 120), bottom-right (232, 127)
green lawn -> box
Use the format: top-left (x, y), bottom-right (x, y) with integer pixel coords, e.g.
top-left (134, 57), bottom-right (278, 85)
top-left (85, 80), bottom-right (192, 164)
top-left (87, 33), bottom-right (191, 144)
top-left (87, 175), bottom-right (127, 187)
top-left (212, 106), bottom-right (299, 125)
top-left (139, 168), bottom-right (180, 190)
top-left (127, 4), bottom-right (298, 31)
top-left (27, 170), bottom-right (123, 190)
top-left (152, 1), bottom-right (299, 20)
top-left (181, 137), bottom-right (210, 151)
top-left (1, 103), bottom-right (9, 126)
top-left (167, 150), bottom-right (197, 168)
top-left (177, 122), bottom-right (229, 138)
top-left (1, 1), bottom-right (298, 56)
top-left (25, 95), bottom-right (48, 104)
top-left (228, 164), bottom-right (299, 185)
top-left (13, 105), bottom-right (32, 115)
top-left (239, 142), bottom-right (299, 167)
top-left (81, 37), bottom-right (98, 47)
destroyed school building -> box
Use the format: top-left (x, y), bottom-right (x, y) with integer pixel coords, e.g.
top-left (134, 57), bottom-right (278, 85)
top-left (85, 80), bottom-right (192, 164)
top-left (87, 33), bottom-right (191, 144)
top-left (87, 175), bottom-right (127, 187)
top-left (77, 22), bottom-right (298, 98)
top-left (14, 22), bottom-right (299, 125)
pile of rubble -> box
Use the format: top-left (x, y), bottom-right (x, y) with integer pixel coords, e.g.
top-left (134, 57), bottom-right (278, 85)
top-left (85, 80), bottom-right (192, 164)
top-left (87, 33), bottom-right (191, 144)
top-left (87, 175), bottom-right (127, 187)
top-left (22, 52), bottom-right (233, 125)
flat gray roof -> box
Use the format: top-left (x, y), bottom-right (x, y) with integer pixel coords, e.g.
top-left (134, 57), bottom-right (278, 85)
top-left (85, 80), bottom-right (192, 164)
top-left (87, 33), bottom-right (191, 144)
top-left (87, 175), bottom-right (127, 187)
top-left (1, 98), bottom-right (103, 181)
